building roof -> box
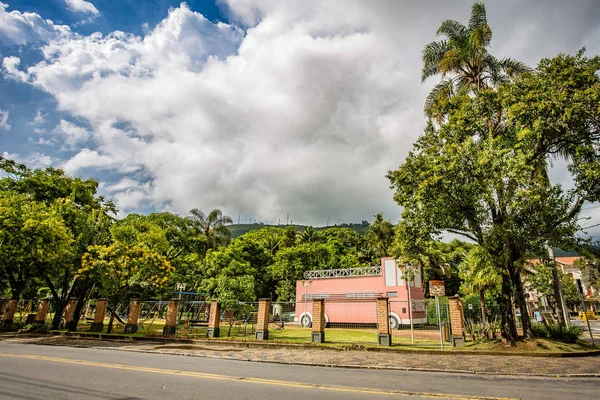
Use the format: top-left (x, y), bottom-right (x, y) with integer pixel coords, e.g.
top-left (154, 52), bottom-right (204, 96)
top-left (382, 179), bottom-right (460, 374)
top-left (554, 256), bottom-right (581, 266)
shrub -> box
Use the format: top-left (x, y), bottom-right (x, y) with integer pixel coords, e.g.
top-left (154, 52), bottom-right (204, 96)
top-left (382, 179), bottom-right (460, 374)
top-left (531, 322), bottom-right (583, 343)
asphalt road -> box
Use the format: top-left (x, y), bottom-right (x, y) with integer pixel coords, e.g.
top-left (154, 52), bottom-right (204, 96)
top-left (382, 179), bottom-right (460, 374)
top-left (572, 319), bottom-right (600, 343)
top-left (0, 342), bottom-right (599, 400)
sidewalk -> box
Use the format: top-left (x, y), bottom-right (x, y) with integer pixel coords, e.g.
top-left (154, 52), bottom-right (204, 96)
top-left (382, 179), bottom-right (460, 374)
top-left (2, 334), bottom-right (599, 377)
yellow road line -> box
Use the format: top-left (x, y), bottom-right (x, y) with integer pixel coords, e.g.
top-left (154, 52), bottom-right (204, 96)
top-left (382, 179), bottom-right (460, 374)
top-left (0, 353), bottom-right (516, 400)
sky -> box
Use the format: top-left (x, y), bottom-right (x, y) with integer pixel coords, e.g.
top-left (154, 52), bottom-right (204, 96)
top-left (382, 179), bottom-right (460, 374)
top-left (1, 0), bottom-right (599, 236)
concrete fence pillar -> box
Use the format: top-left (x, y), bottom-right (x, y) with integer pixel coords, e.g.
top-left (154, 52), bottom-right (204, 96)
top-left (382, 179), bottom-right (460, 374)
top-left (449, 295), bottom-right (465, 347)
top-left (377, 297), bottom-right (391, 346)
top-left (90, 299), bottom-right (107, 332)
top-left (125, 299), bottom-right (141, 334)
top-left (34, 299), bottom-right (50, 324)
top-left (255, 298), bottom-right (270, 340)
top-left (0, 299), bottom-right (17, 328)
top-left (163, 299), bottom-right (179, 335)
top-left (311, 299), bottom-right (325, 343)
top-left (207, 301), bottom-right (220, 338)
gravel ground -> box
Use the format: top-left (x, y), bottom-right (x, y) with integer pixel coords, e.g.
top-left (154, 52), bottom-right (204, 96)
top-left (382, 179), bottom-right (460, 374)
top-left (2, 334), bottom-right (599, 377)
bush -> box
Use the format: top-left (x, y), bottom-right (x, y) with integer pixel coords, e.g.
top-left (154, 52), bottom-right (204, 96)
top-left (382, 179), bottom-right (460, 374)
top-left (531, 322), bottom-right (583, 343)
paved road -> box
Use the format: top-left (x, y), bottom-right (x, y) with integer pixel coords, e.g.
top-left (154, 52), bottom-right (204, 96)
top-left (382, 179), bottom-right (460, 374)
top-left (572, 319), bottom-right (600, 343)
top-left (0, 342), bottom-right (599, 400)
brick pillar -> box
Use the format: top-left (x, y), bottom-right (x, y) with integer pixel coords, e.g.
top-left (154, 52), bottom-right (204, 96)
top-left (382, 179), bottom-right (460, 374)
top-left (255, 298), bottom-right (270, 340)
top-left (448, 295), bottom-right (465, 347)
top-left (90, 299), bottom-right (107, 332)
top-left (163, 299), bottom-right (179, 335)
top-left (311, 299), bottom-right (325, 343)
top-left (207, 301), bottom-right (220, 338)
top-left (63, 298), bottom-right (78, 325)
top-left (124, 299), bottom-right (141, 334)
top-left (377, 297), bottom-right (391, 346)
top-left (34, 299), bottom-right (50, 324)
top-left (0, 299), bottom-right (17, 328)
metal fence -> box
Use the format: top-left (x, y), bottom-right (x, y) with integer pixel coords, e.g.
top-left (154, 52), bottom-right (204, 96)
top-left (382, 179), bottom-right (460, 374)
top-left (3, 298), bottom-right (450, 347)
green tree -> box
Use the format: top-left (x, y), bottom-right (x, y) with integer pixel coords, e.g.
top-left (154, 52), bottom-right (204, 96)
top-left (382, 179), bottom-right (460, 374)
top-left (421, 2), bottom-right (528, 121)
top-left (188, 208), bottom-right (233, 257)
top-left (459, 246), bottom-right (501, 322)
top-left (0, 191), bottom-right (74, 300)
top-left (364, 213), bottom-right (395, 263)
top-left (80, 242), bottom-right (174, 333)
top-left (387, 89), bottom-right (580, 344)
top-left (206, 236), bottom-right (274, 299)
top-left (269, 242), bottom-right (336, 301)
top-left (0, 157), bottom-right (115, 329)
top-left (389, 50), bottom-right (600, 344)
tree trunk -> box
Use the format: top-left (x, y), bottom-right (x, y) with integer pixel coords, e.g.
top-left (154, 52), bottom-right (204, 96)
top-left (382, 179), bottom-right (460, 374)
top-left (68, 281), bottom-right (93, 332)
top-left (107, 313), bottom-right (115, 334)
top-left (51, 301), bottom-right (65, 329)
top-left (479, 289), bottom-right (487, 323)
top-left (498, 273), bottom-right (517, 345)
top-left (512, 269), bottom-right (533, 338)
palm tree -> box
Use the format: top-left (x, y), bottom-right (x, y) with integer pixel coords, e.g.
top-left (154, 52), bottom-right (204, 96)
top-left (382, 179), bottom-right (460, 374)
top-left (188, 208), bottom-right (233, 257)
top-left (298, 226), bottom-right (317, 244)
top-left (459, 246), bottom-right (501, 323)
top-left (421, 2), bottom-right (529, 121)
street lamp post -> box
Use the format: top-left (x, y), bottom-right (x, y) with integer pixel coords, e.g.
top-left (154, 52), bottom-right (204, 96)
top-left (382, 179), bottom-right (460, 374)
top-left (302, 280), bottom-right (312, 327)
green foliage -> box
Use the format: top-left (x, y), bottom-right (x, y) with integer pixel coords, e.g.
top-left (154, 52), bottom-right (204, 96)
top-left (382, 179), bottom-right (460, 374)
top-left (526, 262), bottom-right (580, 310)
top-left (364, 213), bottom-right (395, 264)
top-left (426, 296), bottom-right (448, 325)
top-left (531, 322), bottom-right (583, 343)
top-left (188, 208), bottom-right (233, 257)
top-left (80, 242), bottom-right (174, 303)
top-left (199, 236), bottom-right (273, 300)
top-left (576, 246), bottom-right (600, 293)
top-left (389, 50), bottom-right (600, 343)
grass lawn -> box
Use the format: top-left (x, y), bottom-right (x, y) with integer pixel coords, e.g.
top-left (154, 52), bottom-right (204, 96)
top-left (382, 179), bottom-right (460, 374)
top-left (41, 316), bottom-right (599, 354)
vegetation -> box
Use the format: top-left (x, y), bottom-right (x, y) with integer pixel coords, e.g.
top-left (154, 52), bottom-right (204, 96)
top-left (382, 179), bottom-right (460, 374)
top-left (531, 322), bottom-right (583, 344)
top-left (1, 2), bottom-right (598, 351)
top-left (388, 1), bottom-right (599, 345)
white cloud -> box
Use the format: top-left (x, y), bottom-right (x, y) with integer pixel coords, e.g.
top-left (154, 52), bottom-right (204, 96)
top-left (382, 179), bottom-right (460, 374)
top-left (53, 119), bottom-right (90, 148)
top-left (0, 2), bottom-right (70, 46)
top-left (0, 109), bottom-right (10, 130)
top-left (65, 0), bottom-right (99, 15)
top-left (33, 110), bottom-right (45, 124)
top-left (5, 1), bottom-right (600, 226)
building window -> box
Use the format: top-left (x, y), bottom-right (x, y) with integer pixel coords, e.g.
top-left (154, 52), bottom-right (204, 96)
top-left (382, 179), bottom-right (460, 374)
top-left (386, 292), bottom-right (398, 298)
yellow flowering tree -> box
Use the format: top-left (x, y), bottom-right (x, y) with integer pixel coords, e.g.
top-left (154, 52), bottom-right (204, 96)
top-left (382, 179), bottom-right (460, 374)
top-left (80, 242), bottom-right (174, 332)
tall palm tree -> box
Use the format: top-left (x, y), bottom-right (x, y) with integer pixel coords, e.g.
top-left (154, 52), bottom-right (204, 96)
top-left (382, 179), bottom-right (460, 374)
top-left (188, 208), bottom-right (233, 257)
top-left (421, 2), bottom-right (529, 121)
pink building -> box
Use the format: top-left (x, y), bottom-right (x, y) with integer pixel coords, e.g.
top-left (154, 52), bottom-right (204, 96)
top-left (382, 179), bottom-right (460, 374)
top-left (295, 257), bottom-right (426, 329)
